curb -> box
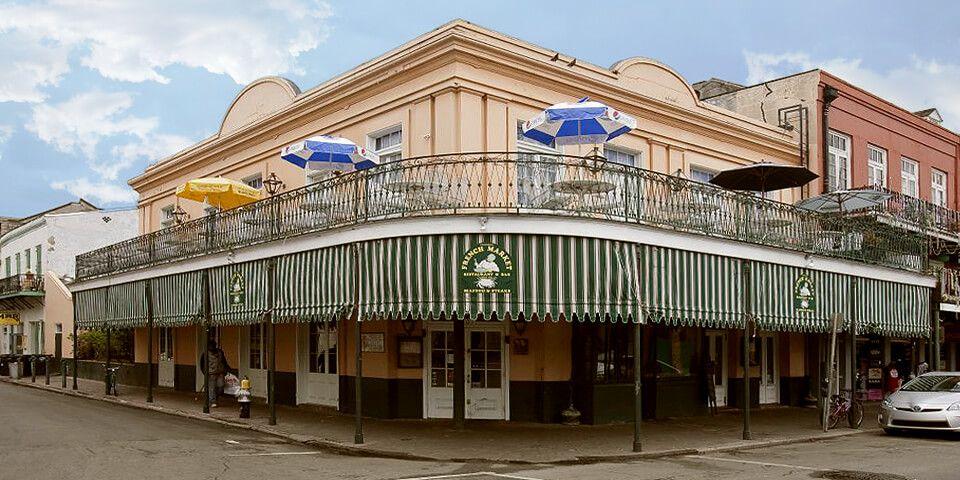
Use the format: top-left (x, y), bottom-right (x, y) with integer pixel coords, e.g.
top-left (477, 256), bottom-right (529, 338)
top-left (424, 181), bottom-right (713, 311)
top-left (1, 377), bottom-right (874, 465)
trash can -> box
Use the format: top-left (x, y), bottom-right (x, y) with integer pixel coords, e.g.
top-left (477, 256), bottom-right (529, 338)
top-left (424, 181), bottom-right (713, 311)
top-left (9, 356), bottom-right (21, 379)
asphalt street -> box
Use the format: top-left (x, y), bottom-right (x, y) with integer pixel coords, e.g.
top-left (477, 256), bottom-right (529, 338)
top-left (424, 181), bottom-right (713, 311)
top-left (1, 382), bottom-right (958, 480)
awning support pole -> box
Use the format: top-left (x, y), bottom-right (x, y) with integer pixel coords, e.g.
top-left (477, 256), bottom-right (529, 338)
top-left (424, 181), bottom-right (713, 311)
top-left (632, 320), bottom-right (642, 452)
top-left (146, 282), bottom-right (155, 403)
top-left (105, 328), bottom-right (112, 395)
top-left (71, 303), bottom-right (78, 391)
top-left (353, 244), bottom-right (363, 444)
top-left (453, 315), bottom-right (466, 429)
top-left (202, 269), bottom-right (211, 414)
top-left (932, 289), bottom-right (941, 370)
top-left (268, 257), bottom-right (277, 426)
top-left (742, 262), bottom-right (752, 441)
top-left (849, 279), bottom-right (857, 416)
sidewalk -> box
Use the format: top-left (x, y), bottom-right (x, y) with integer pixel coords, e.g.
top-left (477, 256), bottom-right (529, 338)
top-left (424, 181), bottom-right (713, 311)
top-left (2, 374), bottom-right (876, 464)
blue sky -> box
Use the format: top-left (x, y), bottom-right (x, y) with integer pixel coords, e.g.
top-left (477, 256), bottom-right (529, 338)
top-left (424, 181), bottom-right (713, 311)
top-left (1, 0), bottom-right (958, 216)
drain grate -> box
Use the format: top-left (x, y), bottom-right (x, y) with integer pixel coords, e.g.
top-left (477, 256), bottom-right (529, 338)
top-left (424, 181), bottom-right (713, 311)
top-left (814, 471), bottom-right (914, 480)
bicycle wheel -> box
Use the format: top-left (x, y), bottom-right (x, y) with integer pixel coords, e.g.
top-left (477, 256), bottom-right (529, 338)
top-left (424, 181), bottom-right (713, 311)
top-left (848, 402), bottom-right (864, 428)
top-left (827, 411), bottom-right (840, 429)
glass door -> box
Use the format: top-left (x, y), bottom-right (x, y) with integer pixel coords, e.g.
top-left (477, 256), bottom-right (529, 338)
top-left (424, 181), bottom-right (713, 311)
top-left (466, 328), bottom-right (505, 420)
top-left (705, 331), bottom-right (728, 407)
top-left (426, 328), bottom-right (455, 418)
top-left (158, 327), bottom-right (175, 388)
top-left (297, 321), bottom-right (338, 406)
top-left (758, 334), bottom-right (779, 404)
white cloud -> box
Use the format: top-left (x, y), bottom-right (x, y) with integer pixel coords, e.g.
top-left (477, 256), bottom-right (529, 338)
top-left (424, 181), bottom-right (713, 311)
top-left (0, 0), bottom-right (332, 99)
top-left (743, 51), bottom-right (960, 130)
top-left (0, 30), bottom-right (71, 102)
top-left (0, 124), bottom-right (13, 159)
top-left (50, 177), bottom-right (138, 205)
top-left (29, 91), bottom-right (193, 205)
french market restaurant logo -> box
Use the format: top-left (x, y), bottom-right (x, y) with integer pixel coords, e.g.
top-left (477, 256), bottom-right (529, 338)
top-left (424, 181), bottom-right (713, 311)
top-left (229, 271), bottom-right (246, 306)
top-left (460, 242), bottom-right (514, 295)
top-left (794, 273), bottom-right (815, 313)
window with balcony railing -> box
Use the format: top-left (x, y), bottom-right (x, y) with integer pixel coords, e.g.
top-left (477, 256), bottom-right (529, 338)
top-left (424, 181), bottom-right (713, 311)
top-left (867, 145), bottom-right (887, 188)
top-left (828, 131), bottom-right (851, 192)
top-left (932, 168), bottom-right (947, 208)
top-left (901, 157), bottom-right (919, 198)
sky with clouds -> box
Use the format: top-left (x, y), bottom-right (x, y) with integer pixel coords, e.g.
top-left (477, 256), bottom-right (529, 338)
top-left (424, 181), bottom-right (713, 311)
top-left (0, 0), bottom-right (958, 216)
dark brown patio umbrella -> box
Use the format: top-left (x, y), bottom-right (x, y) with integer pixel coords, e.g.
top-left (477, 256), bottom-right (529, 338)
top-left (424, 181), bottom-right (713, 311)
top-left (709, 162), bottom-right (818, 193)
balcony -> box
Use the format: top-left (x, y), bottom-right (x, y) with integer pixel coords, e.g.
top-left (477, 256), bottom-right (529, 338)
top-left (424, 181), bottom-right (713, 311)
top-left (853, 185), bottom-right (960, 246)
top-left (0, 273), bottom-right (45, 309)
top-left (76, 152), bottom-right (928, 280)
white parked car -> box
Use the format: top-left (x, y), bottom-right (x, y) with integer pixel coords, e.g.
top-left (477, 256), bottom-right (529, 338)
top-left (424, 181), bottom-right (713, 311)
top-left (878, 372), bottom-right (960, 433)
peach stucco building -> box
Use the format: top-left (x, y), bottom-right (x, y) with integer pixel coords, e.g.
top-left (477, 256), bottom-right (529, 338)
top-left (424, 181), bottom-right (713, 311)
top-left (67, 20), bottom-right (933, 429)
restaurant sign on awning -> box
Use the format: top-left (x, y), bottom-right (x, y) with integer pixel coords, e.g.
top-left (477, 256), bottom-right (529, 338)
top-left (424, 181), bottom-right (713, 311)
top-left (460, 242), bottom-right (514, 295)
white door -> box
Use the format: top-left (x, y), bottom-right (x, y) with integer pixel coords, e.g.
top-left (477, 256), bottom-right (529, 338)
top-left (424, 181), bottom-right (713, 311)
top-left (296, 321), bottom-right (339, 407)
top-left (239, 324), bottom-right (268, 398)
top-left (158, 328), bottom-right (175, 388)
top-left (426, 327), bottom-right (455, 418)
top-left (758, 334), bottom-right (779, 404)
top-left (466, 327), bottom-right (507, 420)
top-left (706, 331), bottom-right (728, 407)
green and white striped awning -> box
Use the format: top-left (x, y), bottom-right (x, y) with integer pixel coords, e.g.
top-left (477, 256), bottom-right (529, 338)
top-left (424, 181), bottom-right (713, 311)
top-left (358, 234), bottom-right (641, 322)
top-left (107, 280), bottom-right (149, 328)
top-left (210, 260), bottom-right (269, 326)
top-left (275, 246), bottom-right (354, 323)
top-left (150, 271), bottom-right (203, 327)
top-left (75, 287), bottom-right (108, 330)
top-left (639, 245), bottom-right (744, 328)
top-left (750, 262), bottom-right (851, 333)
top-left (856, 277), bottom-right (930, 338)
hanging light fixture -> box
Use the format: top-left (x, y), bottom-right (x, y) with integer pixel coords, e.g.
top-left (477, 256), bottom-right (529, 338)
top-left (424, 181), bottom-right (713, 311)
top-left (264, 172), bottom-right (285, 196)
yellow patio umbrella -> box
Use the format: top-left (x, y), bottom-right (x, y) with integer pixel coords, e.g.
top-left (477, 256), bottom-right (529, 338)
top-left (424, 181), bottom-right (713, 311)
top-left (175, 177), bottom-right (262, 211)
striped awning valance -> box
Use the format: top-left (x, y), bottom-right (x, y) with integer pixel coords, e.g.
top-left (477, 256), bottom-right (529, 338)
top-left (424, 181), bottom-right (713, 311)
top-left (107, 280), bottom-right (149, 328)
top-left (856, 277), bottom-right (930, 338)
top-left (210, 260), bottom-right (269, 326)
top-left (750, 262), bottom-right (851, 333)
top-left (150, 271), bottom-right (202, 327)
top-left (75, 287), bottom-right (108, 329)
top-left (358, 234), bottom-right (641, 322)
top-left (275, 246), bottom-right (354, 323)
top-left (640, 245), bottom-right (743, 328)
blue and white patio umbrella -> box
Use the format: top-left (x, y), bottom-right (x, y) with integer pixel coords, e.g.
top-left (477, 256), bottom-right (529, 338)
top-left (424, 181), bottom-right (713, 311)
top-left (280, 135), bottom-right (379, 172)
top-left (521, 97), bottom-right (638, 147)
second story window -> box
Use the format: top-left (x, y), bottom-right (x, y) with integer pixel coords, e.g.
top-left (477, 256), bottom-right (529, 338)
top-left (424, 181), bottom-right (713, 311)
top-left (604, 146), bottom-right (637, 167)
top-left (827, 131), bottom-right (851, 192)
top-left (690, 167), bottom-right (717, 184)
top-left (242, 174), bottom-right (263, 190)
top-left (370, 126), bottom-right (402, 164)
top-left (867, 145), bottom-right (887, 188)
top-left (15, 252), bottom-right (20, 275)
top-left (35, 245), bottom-right (41, 275)
top-left (932, 168), bottom-right (948, 208)
top-left (901, 157), bottom-right (919, 198)
top-left (4, 257), bottom-right (9, 277)
top-left (160, 205), bottom-right (176, 228)
top-left (24, 249), bottom-right (30, 273)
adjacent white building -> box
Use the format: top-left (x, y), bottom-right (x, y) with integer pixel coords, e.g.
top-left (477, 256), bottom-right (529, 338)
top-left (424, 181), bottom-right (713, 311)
top-left (0, 201), bottom-right (138, 356)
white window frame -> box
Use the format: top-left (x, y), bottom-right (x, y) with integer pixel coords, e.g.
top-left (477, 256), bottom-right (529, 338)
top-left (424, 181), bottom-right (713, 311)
top-left (242, 173), bottom-right (263, 190)
top-left (160, 204), bottom-right (176, 228)
top-left (901, 157), bottom-right (919, 198)
top-left (368, 125), bottom-right (402, 164)
top-left (827, 131), bottom-right (851, 192)
top-left (689, 166), bottom-right (717, 184)
top-left (867, 144), bottom-right (887, 188)
top-left (603, 145), bottom-right (637, 167)
top-left (932, 168), bottom-right (948, 207)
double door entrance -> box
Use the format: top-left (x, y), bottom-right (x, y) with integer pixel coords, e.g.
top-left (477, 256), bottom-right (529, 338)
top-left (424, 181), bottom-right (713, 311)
top-left (425, 323), bottom-right (508, 420)
top-left (706, 331), bottom-right (779, 406)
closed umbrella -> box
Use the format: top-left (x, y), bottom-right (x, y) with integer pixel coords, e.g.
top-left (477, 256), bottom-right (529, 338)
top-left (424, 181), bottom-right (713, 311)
top-left (521, 97), bottom-right (637, 148)
top-left (280, 135), bottom-right (378, 172)
top-left (176, 177), bottom-right (262, 211)
top-left (710, 162), bottom-right (818, 193)
top-left (795, 189), bottom-right (891, 214)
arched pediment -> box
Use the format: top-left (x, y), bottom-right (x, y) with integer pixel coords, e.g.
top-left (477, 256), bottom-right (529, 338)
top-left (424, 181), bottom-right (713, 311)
top-left (610, 57), bottom-right (699, 108)
top-left (219, 77), bottom-right (301, 136)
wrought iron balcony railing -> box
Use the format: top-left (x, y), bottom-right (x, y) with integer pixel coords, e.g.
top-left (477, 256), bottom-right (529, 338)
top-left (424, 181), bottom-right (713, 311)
top-left (0, 273), bottom-right (45, 297)
top-left (76, 152), bottom-right (928, 280)
top-left (853, 185), bottom-right (960, 240)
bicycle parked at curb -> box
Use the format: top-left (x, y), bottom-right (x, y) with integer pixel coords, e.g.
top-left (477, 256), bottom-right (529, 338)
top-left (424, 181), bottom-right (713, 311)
top-left (823, 388), bottom-right (864, 429)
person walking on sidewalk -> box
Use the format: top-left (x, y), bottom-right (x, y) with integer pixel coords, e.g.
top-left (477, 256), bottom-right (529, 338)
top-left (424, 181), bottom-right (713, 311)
top-left (200, 340), bottom-right (230, 408)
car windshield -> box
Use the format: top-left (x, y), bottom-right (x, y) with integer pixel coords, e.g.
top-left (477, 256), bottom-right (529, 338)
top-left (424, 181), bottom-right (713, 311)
top-left (900, 375), bottom-right (960, 392)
